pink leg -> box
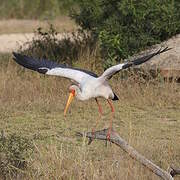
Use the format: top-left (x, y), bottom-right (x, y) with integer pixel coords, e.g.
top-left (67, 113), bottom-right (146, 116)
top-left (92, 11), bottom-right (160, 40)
top-left (95, 98), bottom-right (103, 115)
top-left (107, 99), bottom-right (115, 140)
top-left (92, 98), bottom-right (103, 136)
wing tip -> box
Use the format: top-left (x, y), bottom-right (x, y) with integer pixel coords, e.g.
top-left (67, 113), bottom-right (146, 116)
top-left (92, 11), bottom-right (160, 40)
top-left (156, 46), bottom-right (172, 55)
top-left (12, 52), bottom-right (25, 62)
top-left (125, 46), bottom-right (172, 68)
top-left (12, 51), bottom-right (20, 58)
top-left (12, 52), bottom-right (39, 72)
top-left (12, 51), bottom-right (18, 59)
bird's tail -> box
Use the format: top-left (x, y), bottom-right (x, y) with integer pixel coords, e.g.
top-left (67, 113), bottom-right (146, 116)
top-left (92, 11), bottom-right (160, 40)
top-left (112, 93), bottom-right (119, 101)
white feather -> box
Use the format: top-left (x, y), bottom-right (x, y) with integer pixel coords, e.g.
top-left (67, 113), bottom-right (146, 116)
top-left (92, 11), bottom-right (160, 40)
top-left (99, 63), bottom-right (125, 81)
top-left (46, 67), bottom-right (94, 84)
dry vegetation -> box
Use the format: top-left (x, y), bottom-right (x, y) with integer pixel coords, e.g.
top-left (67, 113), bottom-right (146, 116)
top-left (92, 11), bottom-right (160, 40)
top-left (0, 53), bottom-right (179, 180)
top-left (0, 18), bottom-right (77, 34)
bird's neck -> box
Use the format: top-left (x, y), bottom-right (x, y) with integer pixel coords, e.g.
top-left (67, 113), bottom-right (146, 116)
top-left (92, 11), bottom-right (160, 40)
top-left (76, 89), bottom-right (89, 101)
top-left (76, 91), bottom-right (86, 100)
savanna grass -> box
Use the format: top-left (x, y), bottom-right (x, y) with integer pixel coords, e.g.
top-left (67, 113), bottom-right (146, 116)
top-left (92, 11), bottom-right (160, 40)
top-left (0, 54), bottom-right (179, 179)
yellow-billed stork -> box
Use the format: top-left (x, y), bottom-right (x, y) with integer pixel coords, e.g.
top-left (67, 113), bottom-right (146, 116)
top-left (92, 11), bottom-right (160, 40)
top-left (12, 47), bottom-right (170, 139)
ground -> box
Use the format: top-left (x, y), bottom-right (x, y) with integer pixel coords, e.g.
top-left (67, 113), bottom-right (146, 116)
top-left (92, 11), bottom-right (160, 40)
top-left (0, 18), bottom-right (77, 53)
top-left (0, 18), bottom-right (179, 180)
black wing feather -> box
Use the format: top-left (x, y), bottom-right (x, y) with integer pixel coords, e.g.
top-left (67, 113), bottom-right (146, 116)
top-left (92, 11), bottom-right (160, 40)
top-left (13, 52), bottom-right (62, 73)
top-left (12, 52), bottom-right (98, 77)
top-left (122, 47), bottom-right (171, 69)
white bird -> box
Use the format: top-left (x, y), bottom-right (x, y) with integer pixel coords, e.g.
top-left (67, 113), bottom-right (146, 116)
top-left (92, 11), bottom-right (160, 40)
top-left (12, 47), bottom-right (170, 138)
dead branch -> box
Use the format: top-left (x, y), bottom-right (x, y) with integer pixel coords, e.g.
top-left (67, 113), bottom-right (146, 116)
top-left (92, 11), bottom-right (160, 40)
top-left (168, 166), bottom-right (180, 177)
top-left (76, 128), bottom-right (180, 180)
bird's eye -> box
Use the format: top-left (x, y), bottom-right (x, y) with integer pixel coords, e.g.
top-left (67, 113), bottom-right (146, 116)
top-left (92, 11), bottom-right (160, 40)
top-left (71, 89), bottom-right (75, 95)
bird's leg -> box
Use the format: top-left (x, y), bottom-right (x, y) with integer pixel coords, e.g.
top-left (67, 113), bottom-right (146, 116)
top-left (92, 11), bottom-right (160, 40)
top-left (92, 98), bottom-right (103, 137)
top-left (95, 98), bottom-right (103, 116)
top-left (107, 99), bottom-right (115, 140)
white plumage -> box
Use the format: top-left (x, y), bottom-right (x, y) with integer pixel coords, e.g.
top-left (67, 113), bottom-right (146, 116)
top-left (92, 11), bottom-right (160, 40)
top-left (12, 47), bottom-right (171, 138)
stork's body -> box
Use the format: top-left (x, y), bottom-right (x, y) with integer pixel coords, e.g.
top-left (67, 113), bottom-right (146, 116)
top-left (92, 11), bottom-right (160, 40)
top-left (76, 79), bottom-right (115, 101)
top-left (12, 47), bottom-right (171, 139)
top-left (45, 66), bottom-right (116, 101)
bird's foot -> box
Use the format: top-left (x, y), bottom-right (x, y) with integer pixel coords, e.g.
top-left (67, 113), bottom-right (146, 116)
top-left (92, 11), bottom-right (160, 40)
top-left (106, 128), bottom-right (112, 141)
top-left (106, 134), bottom-right (111, 142)
top-left (92, 128), bottom-right (96, 137)
top-left (106, 127), bottom-right (116, 141)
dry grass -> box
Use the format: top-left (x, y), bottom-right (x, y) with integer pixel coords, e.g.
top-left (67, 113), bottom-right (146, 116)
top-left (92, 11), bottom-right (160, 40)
top-left (0, 17), bottom-right (77, 34)
top-left (0, 55), bottom-right (180, 180)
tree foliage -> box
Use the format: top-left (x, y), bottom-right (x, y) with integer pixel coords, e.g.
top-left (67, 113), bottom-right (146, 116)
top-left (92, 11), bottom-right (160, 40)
top-left (71, 0), bottom-right (180, 68)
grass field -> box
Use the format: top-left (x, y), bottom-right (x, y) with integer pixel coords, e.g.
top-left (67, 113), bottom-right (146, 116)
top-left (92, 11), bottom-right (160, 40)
top-left (0, 54), bottom-right (180, 179)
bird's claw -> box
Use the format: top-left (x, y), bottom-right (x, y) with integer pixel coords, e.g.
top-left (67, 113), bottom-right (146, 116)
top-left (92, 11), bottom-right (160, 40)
top-left (106, 133), bottom-right (111, 141)
top-left (106, 126), bottom-right (113, 140)
top-left (105, 131), bottom-right (112, 147)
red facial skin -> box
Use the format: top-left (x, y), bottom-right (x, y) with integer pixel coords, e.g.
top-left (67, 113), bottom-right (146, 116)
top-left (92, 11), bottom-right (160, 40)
top-left (71, 89), bottom-right (75, 96)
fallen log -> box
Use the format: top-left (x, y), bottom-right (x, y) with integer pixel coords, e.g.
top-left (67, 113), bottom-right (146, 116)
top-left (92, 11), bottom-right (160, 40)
top-left (76, 128), bottom-right (180, 180)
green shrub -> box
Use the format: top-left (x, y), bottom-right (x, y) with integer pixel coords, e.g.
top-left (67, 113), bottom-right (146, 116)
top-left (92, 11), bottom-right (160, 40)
top-left (19, 25), bottom-right (96, 65)
top-left (71, 0), bottom-right (180, 68)
top-left (0, 132), bottom-right (34, 179)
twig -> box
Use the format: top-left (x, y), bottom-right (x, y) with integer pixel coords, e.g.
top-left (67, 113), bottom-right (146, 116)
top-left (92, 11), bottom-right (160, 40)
top-left (76, 128), bottom-right (180, 180)
top-left (168, 166), bottom-right (180, 177)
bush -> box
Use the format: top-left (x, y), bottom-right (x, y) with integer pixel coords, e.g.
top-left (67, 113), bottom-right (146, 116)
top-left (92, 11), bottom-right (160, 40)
top-left (0, 132), bottom-right (34, 179)
top-left (19, 25), bottom-right (96, 65)
top-left (71, 0), bottom-right (180, 68)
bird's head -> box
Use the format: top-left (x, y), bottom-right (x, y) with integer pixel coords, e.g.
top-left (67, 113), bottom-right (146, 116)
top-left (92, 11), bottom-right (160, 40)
top-left (64, 85), bottom-right (80, 116)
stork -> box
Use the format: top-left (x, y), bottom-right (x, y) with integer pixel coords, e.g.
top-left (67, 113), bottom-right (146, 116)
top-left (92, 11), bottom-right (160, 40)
top-left (12, 47), bottom-right (170, 139)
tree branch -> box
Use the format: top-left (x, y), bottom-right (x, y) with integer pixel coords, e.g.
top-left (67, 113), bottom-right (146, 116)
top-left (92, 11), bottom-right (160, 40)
top-left (168, 166), bottom-right (180, 177)
top-left (76, 128), bottom-right (180, 180)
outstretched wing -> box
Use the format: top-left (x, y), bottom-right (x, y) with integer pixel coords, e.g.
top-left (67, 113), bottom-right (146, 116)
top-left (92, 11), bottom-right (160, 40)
top-left (99, 47), bottom-right (171, 81)
top-left (12, 52), bottom-right (98, 84)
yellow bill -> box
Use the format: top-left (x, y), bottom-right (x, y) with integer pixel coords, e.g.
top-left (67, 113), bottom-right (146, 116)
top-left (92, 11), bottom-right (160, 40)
top-left (64, 92), bottom-right (75, 116)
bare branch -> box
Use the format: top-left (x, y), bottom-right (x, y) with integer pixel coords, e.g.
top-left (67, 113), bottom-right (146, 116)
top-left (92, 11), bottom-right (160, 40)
top-left (168, 166), bottom-right (180, 177)
top-left (76, 128), bottom-right (179, 180)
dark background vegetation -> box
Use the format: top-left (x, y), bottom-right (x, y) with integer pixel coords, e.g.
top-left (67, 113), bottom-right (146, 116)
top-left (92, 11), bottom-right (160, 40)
top-left (71, 0), bottom-right (180, 67)
top-left (4, 0), bottom-right (179, 69)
